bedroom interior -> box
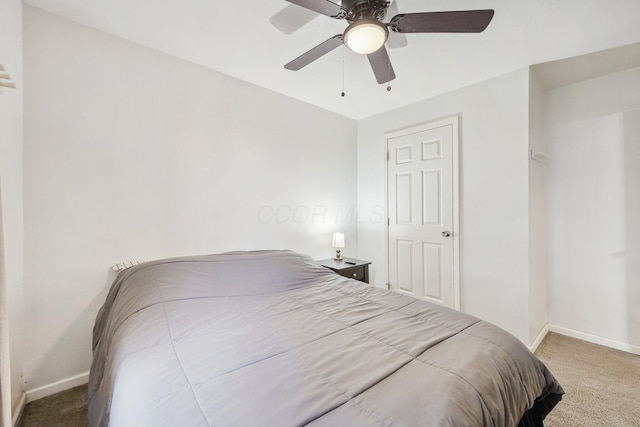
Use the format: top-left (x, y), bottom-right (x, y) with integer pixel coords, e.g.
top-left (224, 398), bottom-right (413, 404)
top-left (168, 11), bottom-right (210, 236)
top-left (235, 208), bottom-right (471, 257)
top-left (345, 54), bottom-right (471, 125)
top-left (1, 0), bottom-right (639, 425)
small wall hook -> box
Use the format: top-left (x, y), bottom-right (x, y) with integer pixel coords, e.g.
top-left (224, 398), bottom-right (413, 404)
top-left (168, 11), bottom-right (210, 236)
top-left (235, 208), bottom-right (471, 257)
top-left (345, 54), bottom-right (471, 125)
top-left (0, 64), bottom-right (17, 91)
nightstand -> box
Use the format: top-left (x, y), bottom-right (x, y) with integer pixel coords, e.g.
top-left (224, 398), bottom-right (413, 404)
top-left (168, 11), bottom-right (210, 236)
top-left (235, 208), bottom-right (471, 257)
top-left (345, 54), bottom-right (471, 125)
top-left (317, 258), bottom-right (371, 284)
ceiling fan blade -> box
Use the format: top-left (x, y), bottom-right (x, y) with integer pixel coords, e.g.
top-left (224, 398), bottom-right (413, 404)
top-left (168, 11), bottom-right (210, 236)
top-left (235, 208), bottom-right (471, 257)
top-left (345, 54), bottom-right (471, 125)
top-left (367, 46), bottom-right (396, 84)
top-left (389, 10), bottom-right (495, 33)
top-left (284, 35), bottom-right (344, 71)
top-left (285, 0), bottom-right (347, 19)
top-left (270, 4), bottom-right (319, 34)
top-left (388, 33), bottom-right (408, 49)
top-left (386, 1), bottom-right (408, 48)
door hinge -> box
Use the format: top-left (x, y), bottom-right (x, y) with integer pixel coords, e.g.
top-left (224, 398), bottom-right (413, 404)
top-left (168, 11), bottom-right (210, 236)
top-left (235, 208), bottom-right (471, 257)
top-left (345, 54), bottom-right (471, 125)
top-left (386, 282), bottom-right (391, 290)
top-left (387, 217), bottom-right (390, 226)
top-left (387, 151), bottom-right (390, 161)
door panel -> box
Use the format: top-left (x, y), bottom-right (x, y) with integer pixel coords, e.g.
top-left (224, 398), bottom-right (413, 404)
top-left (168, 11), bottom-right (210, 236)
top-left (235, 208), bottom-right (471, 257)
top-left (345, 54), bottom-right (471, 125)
top-left (396, 144), bottom-right (413, 164)
top-left (387, 117), bottom-right (459, 309)
top-left (422, 170), bottom-right (441, 225)
top-left (396, 240), bottom-right (414, 294)
top-left (422, 242), bottom-right (443, 300)
top-left (422, 139), bottom-right (441, 160)
top-left (396, 172), bottom-right (413, 225)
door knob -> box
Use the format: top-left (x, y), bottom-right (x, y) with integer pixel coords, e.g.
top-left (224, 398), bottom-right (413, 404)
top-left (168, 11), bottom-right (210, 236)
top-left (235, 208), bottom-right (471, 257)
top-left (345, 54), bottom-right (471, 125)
top-left (442, 231), bottom-right (451, 237)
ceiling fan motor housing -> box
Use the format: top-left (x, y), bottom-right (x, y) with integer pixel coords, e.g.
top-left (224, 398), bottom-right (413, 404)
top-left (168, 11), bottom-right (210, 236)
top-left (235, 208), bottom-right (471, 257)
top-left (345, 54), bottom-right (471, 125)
top-left (342, 0), bottom-right (389, 22)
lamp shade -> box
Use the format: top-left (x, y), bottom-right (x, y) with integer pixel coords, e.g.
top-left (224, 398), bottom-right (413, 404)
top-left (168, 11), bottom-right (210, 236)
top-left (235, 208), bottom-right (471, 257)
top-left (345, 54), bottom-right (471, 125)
top-left (332, 232), bottom-right (345, 248)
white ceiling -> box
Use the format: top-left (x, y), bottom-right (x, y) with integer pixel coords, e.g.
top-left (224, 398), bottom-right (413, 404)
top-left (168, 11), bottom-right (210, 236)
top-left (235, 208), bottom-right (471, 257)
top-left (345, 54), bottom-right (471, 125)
top-left (533, 42), bottom-right (640, 90)
top-left (23, 0), bottom-right (640, 119)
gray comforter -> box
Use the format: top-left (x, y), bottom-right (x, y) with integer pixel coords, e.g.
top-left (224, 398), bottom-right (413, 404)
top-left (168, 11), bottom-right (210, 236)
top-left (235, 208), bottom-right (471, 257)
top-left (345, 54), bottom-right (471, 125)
top-left (89, 250), bottom-right (563, 426)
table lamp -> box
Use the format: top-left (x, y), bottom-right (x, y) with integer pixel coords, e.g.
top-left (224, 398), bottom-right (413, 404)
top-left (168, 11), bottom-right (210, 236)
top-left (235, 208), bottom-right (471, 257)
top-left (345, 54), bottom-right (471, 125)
top-left (332, 232), bottom-right (345, 260)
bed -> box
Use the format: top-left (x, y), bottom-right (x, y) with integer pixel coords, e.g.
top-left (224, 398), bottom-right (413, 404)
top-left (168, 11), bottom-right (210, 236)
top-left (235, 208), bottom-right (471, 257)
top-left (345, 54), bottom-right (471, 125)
top-left (89, 250), bottom-right (563, 426)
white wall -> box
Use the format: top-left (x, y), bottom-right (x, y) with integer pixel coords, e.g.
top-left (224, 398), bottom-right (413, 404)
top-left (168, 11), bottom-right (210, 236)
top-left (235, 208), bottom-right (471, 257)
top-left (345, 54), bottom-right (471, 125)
top-left (528, 69), bottom-right (548, 344)
top-left (0, 0), bottom-right (25, 421)
top-left (545, 67), bottom-right (640, 352)
top-left (357, 69), bottom-right (533, 344)
top-left (23, 7), bottom-right (357, 392)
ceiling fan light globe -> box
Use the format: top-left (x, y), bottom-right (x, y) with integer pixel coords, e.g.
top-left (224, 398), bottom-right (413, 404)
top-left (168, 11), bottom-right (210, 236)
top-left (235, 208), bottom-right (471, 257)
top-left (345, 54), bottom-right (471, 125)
top-left (344, 21), bottom-right (388, 55)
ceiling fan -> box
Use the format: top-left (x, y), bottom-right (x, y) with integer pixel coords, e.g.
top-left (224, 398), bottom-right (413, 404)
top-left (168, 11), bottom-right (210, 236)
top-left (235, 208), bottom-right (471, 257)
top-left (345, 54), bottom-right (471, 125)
top-left (281, 0), bottom-right (495, 84)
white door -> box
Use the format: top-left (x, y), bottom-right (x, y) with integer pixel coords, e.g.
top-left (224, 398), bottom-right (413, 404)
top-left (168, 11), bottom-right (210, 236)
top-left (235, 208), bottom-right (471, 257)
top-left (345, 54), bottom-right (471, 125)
top-left (387, 117), bottom-right (459, 309)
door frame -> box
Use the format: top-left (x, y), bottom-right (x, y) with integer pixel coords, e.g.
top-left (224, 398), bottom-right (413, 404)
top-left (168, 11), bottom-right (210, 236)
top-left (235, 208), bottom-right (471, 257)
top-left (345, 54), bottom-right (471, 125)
top-left (384, 115), bottom-right (461, 310)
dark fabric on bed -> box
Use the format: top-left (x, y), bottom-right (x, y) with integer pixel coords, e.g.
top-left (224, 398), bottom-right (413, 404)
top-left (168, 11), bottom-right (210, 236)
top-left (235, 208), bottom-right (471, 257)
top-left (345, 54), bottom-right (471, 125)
top-left (89, 250), bottom-right (563, 426)
top-left (517, 391), bottom-right (563, 427)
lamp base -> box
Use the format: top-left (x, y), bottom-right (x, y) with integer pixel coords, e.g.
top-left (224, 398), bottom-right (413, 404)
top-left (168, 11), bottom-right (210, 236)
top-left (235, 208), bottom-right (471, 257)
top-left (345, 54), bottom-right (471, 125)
top-left (334, 248), bottom-right (343, 261)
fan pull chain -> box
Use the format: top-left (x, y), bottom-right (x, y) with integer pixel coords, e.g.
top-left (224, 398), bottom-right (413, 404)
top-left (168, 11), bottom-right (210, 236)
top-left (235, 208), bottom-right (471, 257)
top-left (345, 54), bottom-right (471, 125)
top-left (386, 42), bottom-right (392, 92)
top-left (341, 51), bottom-right (346, 97)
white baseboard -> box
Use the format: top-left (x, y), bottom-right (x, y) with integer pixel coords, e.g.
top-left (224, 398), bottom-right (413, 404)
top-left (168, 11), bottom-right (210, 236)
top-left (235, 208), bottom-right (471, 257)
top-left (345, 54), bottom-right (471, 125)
top-left (549, 324), bottom-right (640, 356)
top-left (529, 323), bottom-right (549, 353)
top-left (11, 392), bottom-right (26, 427)
top-left (25, 371), bottom-right (89, 403)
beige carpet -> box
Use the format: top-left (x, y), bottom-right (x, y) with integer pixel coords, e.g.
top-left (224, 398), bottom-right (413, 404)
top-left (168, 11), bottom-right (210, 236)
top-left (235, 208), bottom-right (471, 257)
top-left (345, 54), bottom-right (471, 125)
top-left (17, 384), bottom-right (88, 427)
top-left (536, 332), bottom-right (640, 427)
top-left (15, 333), bottom-right (640, 426)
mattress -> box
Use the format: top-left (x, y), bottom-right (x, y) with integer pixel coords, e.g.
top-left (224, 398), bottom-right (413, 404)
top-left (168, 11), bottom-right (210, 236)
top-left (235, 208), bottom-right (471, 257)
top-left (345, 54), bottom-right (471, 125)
top-left (89, 250), bottom-right (563, 426)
